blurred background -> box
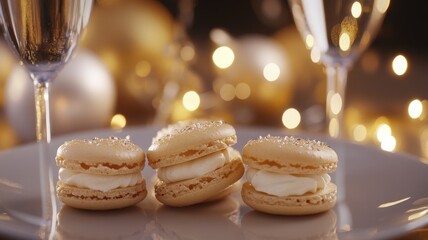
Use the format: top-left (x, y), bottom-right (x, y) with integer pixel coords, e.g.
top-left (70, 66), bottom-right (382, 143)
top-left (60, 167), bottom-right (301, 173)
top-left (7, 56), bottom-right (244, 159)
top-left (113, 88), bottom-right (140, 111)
top-left (1, 0), bottom-right (428, 161)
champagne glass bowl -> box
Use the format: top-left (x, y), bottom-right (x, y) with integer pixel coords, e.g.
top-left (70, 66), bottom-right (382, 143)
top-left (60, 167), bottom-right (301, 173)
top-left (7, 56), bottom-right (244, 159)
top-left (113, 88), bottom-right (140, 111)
top-left (289, 0), bottom-right (389, 137)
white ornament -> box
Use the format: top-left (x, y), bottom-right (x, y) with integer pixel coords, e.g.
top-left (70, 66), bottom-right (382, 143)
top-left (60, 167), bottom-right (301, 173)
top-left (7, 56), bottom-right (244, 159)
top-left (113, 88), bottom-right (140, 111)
top-left (5, 50), bottom-right (116, 142)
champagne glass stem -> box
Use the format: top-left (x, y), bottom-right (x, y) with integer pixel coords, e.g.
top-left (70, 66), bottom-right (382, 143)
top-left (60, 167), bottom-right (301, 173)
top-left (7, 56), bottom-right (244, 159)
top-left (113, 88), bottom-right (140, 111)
top-left (326, 65), bottom-right (353, 229)
top-left (33, 80), bottom-right (57, 239)
top-left (34, 81), bottom-right (51, 143)
top-left (326, 65), bottom-right (348, 138)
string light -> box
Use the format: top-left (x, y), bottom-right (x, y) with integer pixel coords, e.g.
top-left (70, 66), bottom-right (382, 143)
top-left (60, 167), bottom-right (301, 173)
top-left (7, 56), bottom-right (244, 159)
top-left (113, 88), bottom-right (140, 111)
top-left (180, 45), bottom-right (195, 62)
top-left (329, 118), bottom-right (339, 138)
top-left (305, 34), bottom-right (314, 49)
top-left (219, 83), bottom-right (235, 101)
top-left (182, 91), bottom-right (200, 111)
top-left (351, 1), bottom-right (362, 18)
top-left (352, 124), bottom-right (367, 142)
top-left (263, 63), bottom-right (280, 82)
top-left (408, 99), bottom-right (423, 119)
top-left (381, 135), bottom-right (396, 152)
top-left (235, 82), bottom-right (251, 100)
top-left (310, 47), bottom-right (321, 63)
top-left (376, 123), bottom-right (392, 142)
top-left (282, 108), bottom-right (301, 129)
top-left (135, 60), bottom-right (151, 78)
top-left (330, 93), bottom-right (343, 115)
top-left (339, 32), bottom-right (351, 51)
top-left (212, 46), bottom-right (234, 69)
top-left (392, 55), bottom-right (408, 76)
top-left (111, 114), bottom-right (126, 129)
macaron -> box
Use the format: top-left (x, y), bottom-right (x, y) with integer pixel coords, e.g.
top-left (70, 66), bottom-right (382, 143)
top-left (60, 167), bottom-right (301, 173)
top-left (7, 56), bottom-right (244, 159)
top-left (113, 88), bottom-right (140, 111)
top-left (147, 119), bottom-right (244, 207)
top-left (241, 135), bottom-right (338, 215)
top-left (56, 136), bottom-right (147, 210)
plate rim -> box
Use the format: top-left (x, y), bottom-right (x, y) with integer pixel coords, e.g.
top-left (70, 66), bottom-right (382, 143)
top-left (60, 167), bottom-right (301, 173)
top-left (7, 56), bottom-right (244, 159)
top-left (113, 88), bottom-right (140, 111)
top-left (1, 124), bottom-right (428, 240)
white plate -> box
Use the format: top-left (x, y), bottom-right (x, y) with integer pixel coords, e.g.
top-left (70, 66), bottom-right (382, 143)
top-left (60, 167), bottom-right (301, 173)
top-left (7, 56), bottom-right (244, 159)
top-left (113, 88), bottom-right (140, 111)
top-left (1, 126), bottom-right (428, 239)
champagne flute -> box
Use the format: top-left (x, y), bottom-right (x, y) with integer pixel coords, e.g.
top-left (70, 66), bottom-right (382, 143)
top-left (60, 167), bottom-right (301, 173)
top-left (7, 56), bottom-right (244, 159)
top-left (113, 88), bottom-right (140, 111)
top-left (0, 0), bottom-right (92, 238)
top-left (289, 0), bottom-right (388, 231)
top-left (289, 0), bottom-right (389, 137)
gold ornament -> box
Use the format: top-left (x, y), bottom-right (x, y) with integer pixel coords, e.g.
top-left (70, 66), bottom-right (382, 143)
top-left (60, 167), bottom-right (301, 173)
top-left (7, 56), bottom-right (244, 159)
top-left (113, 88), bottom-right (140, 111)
top-left (212, 32), bottom-right (296, 120)
top-left (82, 0), bottom-right (176, 119)
top-left (0, 117), bottom-right (18, 150)
top-left (0, 41), bottom-right (16, 108)
top-left (273, 26), bottom-right (324, 104)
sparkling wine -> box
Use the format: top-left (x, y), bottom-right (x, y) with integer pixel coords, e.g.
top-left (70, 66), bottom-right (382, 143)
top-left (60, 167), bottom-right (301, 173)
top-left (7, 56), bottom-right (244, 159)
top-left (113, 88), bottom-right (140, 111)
top-left (290, 0), bottom-right (388, 67)
top-left (0, 0), bottom-right (92, 74)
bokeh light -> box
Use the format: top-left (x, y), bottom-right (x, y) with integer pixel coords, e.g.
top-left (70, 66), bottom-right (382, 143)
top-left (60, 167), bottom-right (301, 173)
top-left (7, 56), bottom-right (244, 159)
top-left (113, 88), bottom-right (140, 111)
top-left (182, 91), bottom-right (200, 111)
top-left (135, 60), bottom-right (151, 78)
top-left (212, 46), bottom-right (235, 69)
top-left (407, 99), bottom-right (423, 119)
top-left (351, 1), bottom-right (362, 18)
top-left (408, 99), bottom-right (423, 119)
top-left (376, 123), bottom-right (392, 142)
top-left (219, 83), bottom-right (235, 101)
top-left (263, 63), bottom-right (281, 82)
top-left (381, 135), bottom-right (396, 152)
top-left (305, 34), bottom-right (314, 49)
top-left (310, 47), bottom-right (321, 63)
top-left (210, 28), bottom-right (232, 45)
top-left (282, 108), bottom-right (301, 129)
top-left (353, 124), bottom-right (367, 142)
top-left (180, 45), bottom-right (195, 62)
top-left (111, 114), bottom-right (126, 129)
top-left (392, 55), bottom-right (408, 76)
top-left (330, 93), bottom-right (343, 115)
top-left (329, 118), bottom-right (339, 138)
top-left (339, 32), bottom-right (351, 51)
top-left (235, 82), bottom-right (251, 100)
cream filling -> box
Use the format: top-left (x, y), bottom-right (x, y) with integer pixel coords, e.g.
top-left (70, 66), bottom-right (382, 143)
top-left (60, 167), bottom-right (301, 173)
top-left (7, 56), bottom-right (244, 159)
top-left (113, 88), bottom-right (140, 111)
top-left (157, 147), bottom-right (232, 183)
top-left (59, 168), bottom-right (142, 192)
top-left (246, 168), bottom-right (331, 197)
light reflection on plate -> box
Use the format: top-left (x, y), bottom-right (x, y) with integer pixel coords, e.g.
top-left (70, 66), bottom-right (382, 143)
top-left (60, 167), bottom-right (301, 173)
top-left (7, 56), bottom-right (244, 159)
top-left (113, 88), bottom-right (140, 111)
top-left (241, 210), bottom-right (337, 240)
top-left (56, 206), bottom-right (151, 240)
top-left (1, 126), bottom-right (428, 239)
top-left (152, 197), bottom-right (243, 240)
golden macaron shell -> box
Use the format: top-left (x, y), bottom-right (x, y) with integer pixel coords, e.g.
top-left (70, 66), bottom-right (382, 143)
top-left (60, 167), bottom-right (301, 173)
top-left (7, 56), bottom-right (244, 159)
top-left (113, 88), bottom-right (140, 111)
top-left (147, 120), bottom-right (244, 207)
top-left (56, 137), bottom-right (145, 175)
top-left (154, 150), bottom-right (244, 207)
top-left (56, 137), bottom-right (147, 210)
top-left (147, 120), bottom-right (237, 168)
top-left (242, 136), bottom-right (337, 175)
top-left (241, 135), bottom-right (338, 215)
top-left (241, 182), bottom-right (337, 215)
